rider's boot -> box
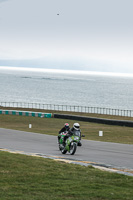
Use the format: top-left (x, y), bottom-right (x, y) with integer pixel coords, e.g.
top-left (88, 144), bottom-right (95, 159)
top-left (62, 138), bottom-right (66, 147)
top-left (78, 141), bottom-right (82, 146)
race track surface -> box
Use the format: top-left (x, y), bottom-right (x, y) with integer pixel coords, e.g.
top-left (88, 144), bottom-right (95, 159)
top-left (0, 128), bottom-right (133, 175)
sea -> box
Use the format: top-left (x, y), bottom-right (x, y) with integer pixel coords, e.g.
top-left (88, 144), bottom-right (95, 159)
top-left (0, 67), bottom-right (133, 110)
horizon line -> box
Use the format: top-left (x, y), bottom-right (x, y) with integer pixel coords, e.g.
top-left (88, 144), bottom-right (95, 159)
top-left (0, 66), bottom-right (133, 77)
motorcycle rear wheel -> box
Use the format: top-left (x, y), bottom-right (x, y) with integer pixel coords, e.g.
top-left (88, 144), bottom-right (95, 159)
top-left (61, 148), bottom-right (67, 154)
top-left (59, 144), bottom-right (62, 150)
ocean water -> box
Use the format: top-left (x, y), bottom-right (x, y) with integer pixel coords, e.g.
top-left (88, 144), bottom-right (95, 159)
top-left (0, 68), bottom-right (133, 110)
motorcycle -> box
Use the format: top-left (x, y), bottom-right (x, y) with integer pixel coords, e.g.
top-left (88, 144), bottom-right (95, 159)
top-left (58, 130), bottom-right (85, 155)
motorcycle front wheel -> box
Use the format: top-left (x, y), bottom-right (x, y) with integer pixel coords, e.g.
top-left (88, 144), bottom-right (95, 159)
top-left (70, 142), bottom-right (77, 155)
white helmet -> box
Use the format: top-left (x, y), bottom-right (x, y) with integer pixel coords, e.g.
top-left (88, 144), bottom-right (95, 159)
top-left (73, 123), bottom-right (80, 130)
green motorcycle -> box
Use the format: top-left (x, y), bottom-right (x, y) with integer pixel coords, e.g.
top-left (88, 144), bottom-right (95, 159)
top-left (58, 131), bottom-right (85, 155)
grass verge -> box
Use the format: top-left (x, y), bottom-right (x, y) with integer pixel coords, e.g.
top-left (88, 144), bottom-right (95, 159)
top-left (0, 114), bottom-right (133, 144)
top-left (0, 151), bottom-right (133, 200)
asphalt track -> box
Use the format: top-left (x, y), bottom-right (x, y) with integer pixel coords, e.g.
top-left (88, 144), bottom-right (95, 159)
top-left (0, 128), bottom-right (133, 175)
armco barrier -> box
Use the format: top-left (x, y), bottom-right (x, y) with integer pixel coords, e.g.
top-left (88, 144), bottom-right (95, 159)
top-left (0, 110), bottom-right (52, 118)
top-left (54, 114), bottom-right (133, 127)
top-left (1, 109), bottom-right (133, 127)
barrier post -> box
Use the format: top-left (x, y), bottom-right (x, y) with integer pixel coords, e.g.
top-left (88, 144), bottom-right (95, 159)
top-left (99, 131), bottom-right (103, 136)
top-left (29, 124), bottom-right (32, 128)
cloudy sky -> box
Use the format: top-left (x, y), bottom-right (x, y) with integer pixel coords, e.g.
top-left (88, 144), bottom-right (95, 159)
top-left (0, 0), bottom-right (133, 73)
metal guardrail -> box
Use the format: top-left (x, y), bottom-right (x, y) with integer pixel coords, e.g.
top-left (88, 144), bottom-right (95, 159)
top-left (0, 102), bottom-right (133, 117)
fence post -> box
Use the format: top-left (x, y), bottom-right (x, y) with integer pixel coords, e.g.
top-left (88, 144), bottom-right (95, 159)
top-left (130, 110), bottom-right (131, 117)
top-left (2, 102), bottom-right (133, 117)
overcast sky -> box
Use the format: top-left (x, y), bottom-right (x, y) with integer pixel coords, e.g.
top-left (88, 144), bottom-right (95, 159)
top-left (0, 0), bottom-right (133, 73)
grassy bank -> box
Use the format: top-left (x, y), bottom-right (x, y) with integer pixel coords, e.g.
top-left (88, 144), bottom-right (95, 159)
top-left (0, 151), bottom-right (133, 200)
top-left (0, 113), bottom-right (133, 144)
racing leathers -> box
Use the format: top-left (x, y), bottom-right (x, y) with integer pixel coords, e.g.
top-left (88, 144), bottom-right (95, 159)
top-left (58, 126), bottom-right (70, 143)
top-left (63, 127), bottom-right (82, 146)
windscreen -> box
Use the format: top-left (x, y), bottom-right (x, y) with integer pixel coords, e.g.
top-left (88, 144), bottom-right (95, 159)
top-left (73, 130), bottom-right (80, 137)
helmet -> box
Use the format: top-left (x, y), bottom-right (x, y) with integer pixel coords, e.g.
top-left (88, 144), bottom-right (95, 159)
top-left (73, 123), bottom-right (80, 130)
top-left (64, 123), bottom-right (69, 130)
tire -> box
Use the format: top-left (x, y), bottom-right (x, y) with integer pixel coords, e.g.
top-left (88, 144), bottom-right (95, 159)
top-left (70, 142), bottom-right (77, 155)
top-left (59, 144), bottom-right (61, 150)
top-left (61, 148), bottom-right (67, 154)
top-left (59, 143), bottom-right (65, 151)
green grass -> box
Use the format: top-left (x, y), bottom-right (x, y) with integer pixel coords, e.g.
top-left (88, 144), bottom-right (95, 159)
top-left (0, 113), bottom-right (133, 144)
top-left (0, 151), bottom-right (133, 200)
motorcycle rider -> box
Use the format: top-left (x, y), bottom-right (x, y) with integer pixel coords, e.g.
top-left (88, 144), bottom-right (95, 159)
top-left (58, 123), bottom-right (70, 143)
top-left (63, 122), bottom-right (82, 146)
